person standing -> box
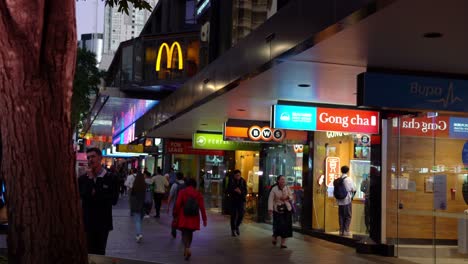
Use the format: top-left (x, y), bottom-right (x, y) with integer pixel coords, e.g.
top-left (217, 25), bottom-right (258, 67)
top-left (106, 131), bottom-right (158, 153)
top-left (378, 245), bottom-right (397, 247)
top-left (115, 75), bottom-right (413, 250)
top-left (268, 175), bottom-right (293, 248)
top-left (78, 147), bottom-right (119, 255)
top-left (167, 172), bottom-right (186, 238)
top-left (130, 171), bottom-right (146, 242)
top-left (173, 178), bottom-right (207, 260)
top-left (152, 168), bottom-right (169, 218)
top-left (333, 165), bottom-right (356, 236)
top-left (227, 169), bottom-right (247, 237)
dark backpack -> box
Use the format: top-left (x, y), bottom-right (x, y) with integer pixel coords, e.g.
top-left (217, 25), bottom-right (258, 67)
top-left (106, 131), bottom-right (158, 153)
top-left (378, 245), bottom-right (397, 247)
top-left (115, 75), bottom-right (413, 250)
top-left (333, 176), bottom-right (348, 200)
top-left (184, 196), bottom-right (199, 216)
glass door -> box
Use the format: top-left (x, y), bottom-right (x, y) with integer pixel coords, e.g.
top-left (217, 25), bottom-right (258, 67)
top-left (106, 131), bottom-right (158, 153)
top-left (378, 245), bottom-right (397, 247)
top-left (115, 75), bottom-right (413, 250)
top-left (387, 114), bottom-right (468, 263)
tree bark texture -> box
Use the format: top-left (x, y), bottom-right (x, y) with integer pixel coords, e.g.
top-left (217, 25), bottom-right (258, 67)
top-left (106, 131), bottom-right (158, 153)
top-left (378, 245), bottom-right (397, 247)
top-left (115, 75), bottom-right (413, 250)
top-left (0, 0), bottom-right (88, 263)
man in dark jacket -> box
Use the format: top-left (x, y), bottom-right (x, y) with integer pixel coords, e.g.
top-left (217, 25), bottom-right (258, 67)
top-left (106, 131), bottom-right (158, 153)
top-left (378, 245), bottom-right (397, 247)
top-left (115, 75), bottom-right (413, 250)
top-left (227, 169), bottom-right (247, 237)
top-left (78, 147), bottom-right (119, 255)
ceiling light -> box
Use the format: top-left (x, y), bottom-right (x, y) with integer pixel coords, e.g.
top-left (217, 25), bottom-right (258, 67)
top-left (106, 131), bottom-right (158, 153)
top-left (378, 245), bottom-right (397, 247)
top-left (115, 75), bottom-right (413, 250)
top-left (298, 84), bottom-right (310, 87)
top-left (237, 109), bottom-right (246, 112)
top-left (423, 32), bottom-right (443, 38)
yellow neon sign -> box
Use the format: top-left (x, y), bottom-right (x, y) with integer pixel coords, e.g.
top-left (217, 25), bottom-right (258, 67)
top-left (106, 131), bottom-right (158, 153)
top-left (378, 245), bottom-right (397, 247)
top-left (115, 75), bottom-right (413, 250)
top-left (155, 41), bottom-right (183, 71)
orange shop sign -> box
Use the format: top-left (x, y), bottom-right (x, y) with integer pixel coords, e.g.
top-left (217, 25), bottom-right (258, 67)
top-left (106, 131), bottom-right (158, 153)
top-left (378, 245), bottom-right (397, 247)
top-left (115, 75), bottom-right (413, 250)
top-left (325, 157), bottom-right (340, 187)
top-left (224, 119), bottom-right (307, 143)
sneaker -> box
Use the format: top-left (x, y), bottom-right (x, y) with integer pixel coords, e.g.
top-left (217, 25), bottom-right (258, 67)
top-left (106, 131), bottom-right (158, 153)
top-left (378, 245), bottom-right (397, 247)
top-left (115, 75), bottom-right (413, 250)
top-left (136, 234), bottom-right (143, 243)
top-left (343, 231), bottom-right (352, 237)
top-left (235, 228), bottom-right (240, 236)
top-left (144, 215), bottom-right (150, 219)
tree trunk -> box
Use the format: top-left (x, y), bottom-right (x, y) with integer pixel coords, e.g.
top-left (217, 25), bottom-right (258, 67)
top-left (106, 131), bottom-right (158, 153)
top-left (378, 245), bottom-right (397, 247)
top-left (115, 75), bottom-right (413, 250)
top-left (0, 0), bottom-right (88, 263)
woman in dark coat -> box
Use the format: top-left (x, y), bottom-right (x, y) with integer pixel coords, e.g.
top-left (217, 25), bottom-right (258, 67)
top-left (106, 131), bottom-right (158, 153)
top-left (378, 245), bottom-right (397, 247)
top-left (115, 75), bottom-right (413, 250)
top-left (130, 172), bottom-right (146, 243)
top-left (173, 178), bottom-right (207, 260)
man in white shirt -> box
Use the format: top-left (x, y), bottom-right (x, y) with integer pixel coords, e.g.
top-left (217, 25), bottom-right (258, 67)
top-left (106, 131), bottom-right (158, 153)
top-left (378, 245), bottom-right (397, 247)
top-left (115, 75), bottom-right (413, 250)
top-left (124, 168), bottom-right (137, 216)
top-left (335, 165), bottom-right (355, 236)
top-left (152, 168), bottom-right (168, 218)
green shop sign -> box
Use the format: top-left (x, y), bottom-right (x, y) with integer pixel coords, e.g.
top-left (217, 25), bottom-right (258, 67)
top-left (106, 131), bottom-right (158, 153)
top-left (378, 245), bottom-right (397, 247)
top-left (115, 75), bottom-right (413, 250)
top-left (193, 133), bottom-right (260, 151)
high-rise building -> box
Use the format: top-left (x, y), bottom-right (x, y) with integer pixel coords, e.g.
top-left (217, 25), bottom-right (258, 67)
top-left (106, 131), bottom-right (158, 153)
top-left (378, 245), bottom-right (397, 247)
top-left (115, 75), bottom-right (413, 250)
top-left (79, 33), bottom-right (104, 66)
top-left (102, 0), bottom-right (160, 55)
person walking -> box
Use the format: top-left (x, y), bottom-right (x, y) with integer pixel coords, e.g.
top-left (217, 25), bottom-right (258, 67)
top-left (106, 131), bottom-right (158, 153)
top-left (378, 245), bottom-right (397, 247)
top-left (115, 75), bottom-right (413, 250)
top-left (125, 168), bottom-right (137, 216)
top-left (143, 171), bottom-right (154, 218)
top-left (152, 168), bottom-right (169, 218)
top-left (333, 165), bottom-right (356, 237)
top-left (78, 147), bottom-right (119, 255)
top-left (268, 175), bottom-right (293, 248)
top-left (173, 178), bottom-right (207, 260)
top-left (167, 171), bottom-right (186, 238)
top-left (130, 171), bottom-right (146, 242)
top-left (227, 169), bottom-right (247, 237)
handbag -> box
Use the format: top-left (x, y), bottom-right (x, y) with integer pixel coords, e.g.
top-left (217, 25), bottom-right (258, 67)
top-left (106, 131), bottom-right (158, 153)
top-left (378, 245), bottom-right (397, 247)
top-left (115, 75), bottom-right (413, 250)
top-left (276, 203), bottom-right (287, 214)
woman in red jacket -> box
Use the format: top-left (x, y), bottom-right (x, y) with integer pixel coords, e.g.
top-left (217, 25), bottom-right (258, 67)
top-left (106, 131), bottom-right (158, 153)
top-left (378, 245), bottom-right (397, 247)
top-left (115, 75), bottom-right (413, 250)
top-left (173, 178), bottom-right (207, 260)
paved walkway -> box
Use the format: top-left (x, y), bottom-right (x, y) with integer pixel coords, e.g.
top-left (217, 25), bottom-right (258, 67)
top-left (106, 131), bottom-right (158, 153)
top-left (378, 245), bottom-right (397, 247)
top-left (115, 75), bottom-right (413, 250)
top-left (96, 195), bottom-right (415, 264)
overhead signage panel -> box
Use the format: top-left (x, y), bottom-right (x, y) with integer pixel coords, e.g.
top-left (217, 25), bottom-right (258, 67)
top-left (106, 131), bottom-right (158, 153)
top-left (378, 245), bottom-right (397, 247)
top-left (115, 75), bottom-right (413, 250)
top-left (272, 105), bottom-right (317, 131)
top-left (272, 105), bottom-right (380, 134)
top-left (116, 144), bottom-right (144, 153)
top-left (166, 140), bottom-right (224, 156)
top-left (358, 72), bottom-right (468, 112)
top-left (193, 133), bottom-right (260, 151)
top-left (224, 119), bottom-right (307, 143)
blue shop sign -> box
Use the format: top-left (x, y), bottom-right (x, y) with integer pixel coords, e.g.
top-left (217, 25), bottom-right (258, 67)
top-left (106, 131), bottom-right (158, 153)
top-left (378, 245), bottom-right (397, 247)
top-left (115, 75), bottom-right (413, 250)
top-left (358, 72), bottom-right (468, 112)
top-left (272, 105), bottom-right (317, 131)
top-left (449, 117), bottom-right (468, 139)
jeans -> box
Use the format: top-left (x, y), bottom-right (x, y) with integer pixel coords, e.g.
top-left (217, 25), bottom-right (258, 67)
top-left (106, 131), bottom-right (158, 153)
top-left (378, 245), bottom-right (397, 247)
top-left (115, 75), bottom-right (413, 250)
top-left (230, 202), bottom-right (245, 231)
top-left (133, 212), bottom-right (142, 235)
top-left (338, 203), bottom-right (352, 233)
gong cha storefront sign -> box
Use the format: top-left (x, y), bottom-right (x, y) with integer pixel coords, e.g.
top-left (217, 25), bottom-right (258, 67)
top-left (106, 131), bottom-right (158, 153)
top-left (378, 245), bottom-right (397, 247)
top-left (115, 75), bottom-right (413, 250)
top-left (271, 104), bottom-right (380, 134)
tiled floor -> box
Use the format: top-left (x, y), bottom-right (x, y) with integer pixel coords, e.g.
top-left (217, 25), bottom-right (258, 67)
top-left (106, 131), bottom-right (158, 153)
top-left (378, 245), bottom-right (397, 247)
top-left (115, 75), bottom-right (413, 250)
top-left (96, 195), bottom-right (419, 264)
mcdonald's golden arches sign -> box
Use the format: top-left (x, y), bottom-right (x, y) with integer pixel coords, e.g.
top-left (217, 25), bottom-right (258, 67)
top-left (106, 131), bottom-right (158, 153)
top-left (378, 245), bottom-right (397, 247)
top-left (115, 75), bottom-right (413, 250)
top-left (155, 41), bottom-right (183, 71)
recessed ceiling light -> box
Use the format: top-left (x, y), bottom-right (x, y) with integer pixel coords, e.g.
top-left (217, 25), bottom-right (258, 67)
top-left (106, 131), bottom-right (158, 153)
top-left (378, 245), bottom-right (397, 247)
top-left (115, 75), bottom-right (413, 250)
top-left (237, 109), bottom-right (246, 112)
top-left (298, 84), bottom-right (310, 87)
top-left (423, 32), bottom-right (443, 38)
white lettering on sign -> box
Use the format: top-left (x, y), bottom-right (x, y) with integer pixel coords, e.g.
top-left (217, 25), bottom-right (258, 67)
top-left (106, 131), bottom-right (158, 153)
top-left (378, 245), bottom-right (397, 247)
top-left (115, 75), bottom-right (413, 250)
top-left (319, 113), bottom-right (376, 129)
top-left (326, 132), bottom-right (351, 139)
top-left (248, 126), bottom-right (284, 142)
top-left (291, 112), bottom-right (312, 123)
top-left (401, 118), bottom-right (447, 133)
top-left (410, 82), bottom-right (443, 97)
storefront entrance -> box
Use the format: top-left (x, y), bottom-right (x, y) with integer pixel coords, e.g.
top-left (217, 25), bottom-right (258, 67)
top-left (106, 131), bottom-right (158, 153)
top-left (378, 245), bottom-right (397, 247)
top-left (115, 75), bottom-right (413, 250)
top-left (312, 131), bottom-right (372, 237)
top-left (385, 114), bottom-right (468, 263)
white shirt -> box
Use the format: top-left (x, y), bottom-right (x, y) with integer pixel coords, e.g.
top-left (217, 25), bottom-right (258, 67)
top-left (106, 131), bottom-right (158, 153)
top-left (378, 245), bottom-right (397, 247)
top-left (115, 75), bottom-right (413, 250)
top-left (268, 185), bottom-right (293, 212)
top-left (124, 174), bottom-right (136, 188)
top-left (336, 174), bottom-right (356, 206)
top-left (152, 174), bottom-right (169, 194)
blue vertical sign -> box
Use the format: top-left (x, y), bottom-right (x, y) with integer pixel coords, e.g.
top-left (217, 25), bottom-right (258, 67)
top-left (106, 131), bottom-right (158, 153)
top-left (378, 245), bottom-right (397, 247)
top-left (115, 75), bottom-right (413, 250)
top-left (272, 105), bottom-right (317, 131)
